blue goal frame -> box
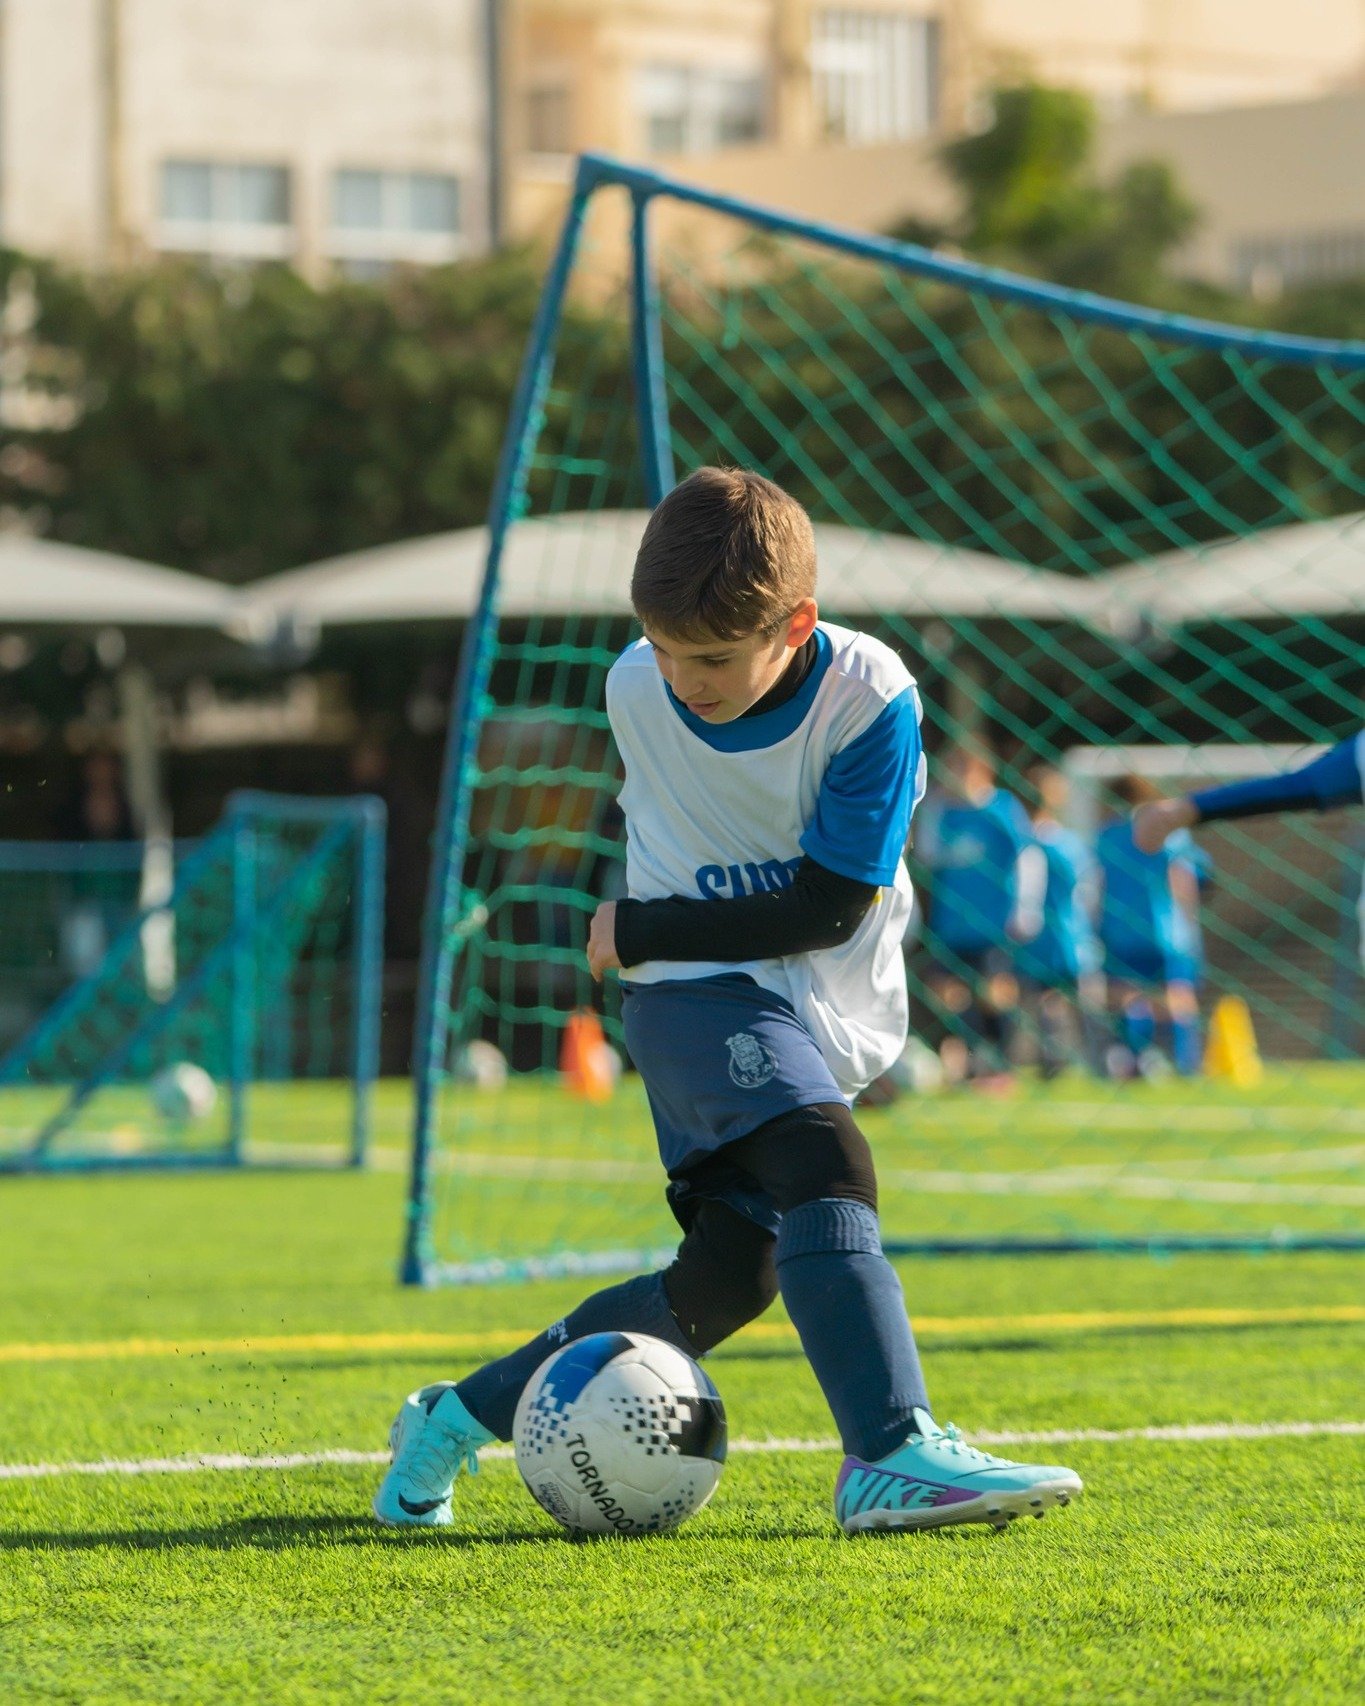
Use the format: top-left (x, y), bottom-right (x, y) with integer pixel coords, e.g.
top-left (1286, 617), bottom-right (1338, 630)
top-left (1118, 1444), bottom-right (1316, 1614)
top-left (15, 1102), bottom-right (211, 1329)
top-left (401, 153), bottom-right (1365, 1285)
top-left (0, 791), bottom-right (386, 1173)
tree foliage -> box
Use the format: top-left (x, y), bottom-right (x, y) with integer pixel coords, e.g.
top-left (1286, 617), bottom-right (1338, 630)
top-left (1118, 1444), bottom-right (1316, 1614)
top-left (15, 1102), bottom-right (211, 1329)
top-left (896, 82), bottom-right (1199, 300)
top-left (0, 248), bottom-right (622, 582)
top-left (0, 81), bottom-right (1362, 589)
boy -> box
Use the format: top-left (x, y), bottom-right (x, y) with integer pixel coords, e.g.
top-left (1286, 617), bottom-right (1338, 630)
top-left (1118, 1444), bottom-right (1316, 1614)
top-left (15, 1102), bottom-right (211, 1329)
top-left (1015, 764), bottom-right (1105, 1078)
top-left (374, 469), bottom-right (1082, 1536)
top-left (1096, 776), bottom-right (1204, 1077)
top-left (914, 747), bottom-right (1044, 1086)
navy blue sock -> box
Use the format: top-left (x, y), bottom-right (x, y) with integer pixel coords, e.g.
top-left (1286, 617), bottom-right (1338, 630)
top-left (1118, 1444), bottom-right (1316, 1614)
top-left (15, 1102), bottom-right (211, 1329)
top-left (1166, 1013), bottom-right (1203, 1076)
top-left (454, 1272), bottom-right (693, 1441)
top-left (1120, 999), bottom-right (1156, 1056)
top-left (774, 1198), bottom-right (929, 1463)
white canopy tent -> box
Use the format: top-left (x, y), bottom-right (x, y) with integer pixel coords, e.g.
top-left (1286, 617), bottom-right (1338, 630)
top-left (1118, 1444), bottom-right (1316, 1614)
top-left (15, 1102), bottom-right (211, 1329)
top-left (1093, 510), bottom-right (1365, 625)
top-left (0, 536), bottom-right (245, 858)
top-left (0, 535), bottom-right (241, 627)
top-left (243, 512), bottom-right (1126, 630)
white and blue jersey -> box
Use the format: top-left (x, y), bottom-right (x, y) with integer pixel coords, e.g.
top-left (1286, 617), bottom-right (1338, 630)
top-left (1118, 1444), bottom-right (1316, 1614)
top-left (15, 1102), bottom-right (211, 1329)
top-left (608, 622), bottom-right (924, 1096)
top-left (1015, 821), bottom-right (1100, 988)
top-left (915, 788), bottom-right (1034, 956)
top-left (1096, 821), bottom-right (1199, 985)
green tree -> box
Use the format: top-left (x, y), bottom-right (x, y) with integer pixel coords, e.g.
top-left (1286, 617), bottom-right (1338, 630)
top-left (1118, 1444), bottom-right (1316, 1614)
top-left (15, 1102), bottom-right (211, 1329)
top-left (0, 248), bottom-right (626, 582)
top-left (892, 83), bottom-right (1199, 301)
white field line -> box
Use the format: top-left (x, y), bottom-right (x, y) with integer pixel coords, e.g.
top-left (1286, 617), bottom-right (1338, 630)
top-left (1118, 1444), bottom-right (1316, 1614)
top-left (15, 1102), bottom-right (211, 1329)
top-left (13, 1140), bottom-right (1364, 1211)
top-left (878, 1166), bottom-right (1365, 1208)
top-left (364, 1148), bottom-right (1365, 1207)
top-left (1018, 1103), bottom-right (1365, 1135)
top-left (1009, 1143), bottom-right (1365, 1179)
top-left (2, 1420), bottom-right (1364, 1483)
top-left (384, 1147), bottom-right (1365, 1205)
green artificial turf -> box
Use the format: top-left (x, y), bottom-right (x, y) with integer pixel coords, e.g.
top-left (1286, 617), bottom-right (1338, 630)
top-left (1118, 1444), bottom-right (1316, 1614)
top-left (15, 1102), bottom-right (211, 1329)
top-left (1, 1084), bottom-right (1363, 1703)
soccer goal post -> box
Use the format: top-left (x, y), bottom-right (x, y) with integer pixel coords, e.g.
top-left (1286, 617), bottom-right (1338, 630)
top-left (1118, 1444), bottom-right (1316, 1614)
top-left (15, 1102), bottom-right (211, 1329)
top-left (403, 153), bottom-right (1365, 1285)
top-left (0, 791), bottom-right (386, 1171)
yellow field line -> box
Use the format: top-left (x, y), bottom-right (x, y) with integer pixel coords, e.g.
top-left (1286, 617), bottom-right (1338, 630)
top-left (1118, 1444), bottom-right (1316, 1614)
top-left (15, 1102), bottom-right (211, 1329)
top-left (1, 1304), bottom-right (1361, 1366)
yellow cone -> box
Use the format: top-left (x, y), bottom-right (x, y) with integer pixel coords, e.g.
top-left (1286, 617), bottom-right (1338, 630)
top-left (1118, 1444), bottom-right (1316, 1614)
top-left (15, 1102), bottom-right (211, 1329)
top-left (1203, 995), bottom-right (1263, 1087)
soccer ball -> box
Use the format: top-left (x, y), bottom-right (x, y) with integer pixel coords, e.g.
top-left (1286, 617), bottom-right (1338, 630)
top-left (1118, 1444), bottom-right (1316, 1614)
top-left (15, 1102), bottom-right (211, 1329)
top-left (149, 1062), bottom-right (218, 1124)
top-left (451, 1039), bottom-right (509, 1090)
top-left (513, 1331), bottom-right (727, 1537)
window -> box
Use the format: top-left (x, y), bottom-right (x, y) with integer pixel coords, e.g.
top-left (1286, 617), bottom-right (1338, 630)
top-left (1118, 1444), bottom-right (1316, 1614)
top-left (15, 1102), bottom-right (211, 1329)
top-left (329, 169), bottom-right (464, 272)
top-left (330, 170), bottom-right (464, 270)
top-left (1233, 228), bottom-right (1365, 294)
top-left (526, 84), bottom-right (572, 157)
top-left (811, 10), bottom-right (939, 144)
top-left (636, 66), bottom-right (765, 156)
top-left (158, 161), bottom-right (293, 257)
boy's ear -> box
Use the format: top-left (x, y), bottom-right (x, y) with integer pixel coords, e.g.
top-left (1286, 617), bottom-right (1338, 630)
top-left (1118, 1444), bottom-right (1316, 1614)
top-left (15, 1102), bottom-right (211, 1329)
top-left (783, 598), bottom-right (819, 649)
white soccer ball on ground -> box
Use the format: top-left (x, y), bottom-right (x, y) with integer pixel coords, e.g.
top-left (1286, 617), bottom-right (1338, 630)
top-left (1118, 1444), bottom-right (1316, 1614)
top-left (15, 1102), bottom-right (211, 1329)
top-left (513, 1331), bottom-right (727, 1537)
top-left (451, 1039), bottom-right (509, 1090)
top-left (149, 1061), bottom-right (218, 1124)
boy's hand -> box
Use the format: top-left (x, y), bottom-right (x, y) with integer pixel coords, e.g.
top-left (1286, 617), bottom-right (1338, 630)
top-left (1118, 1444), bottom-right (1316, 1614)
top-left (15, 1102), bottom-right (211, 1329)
top-left (587, 902), bottom-right (621, 981)
top-left (1133, 796), bottom-right (1198, 854)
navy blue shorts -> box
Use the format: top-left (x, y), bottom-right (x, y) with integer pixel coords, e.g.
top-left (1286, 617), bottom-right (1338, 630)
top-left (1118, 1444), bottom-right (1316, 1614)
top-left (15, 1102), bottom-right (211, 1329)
top-left (620, 973), bottom-right (845, 1205)
top-left (1104, 940), bottom-right (1190, 987)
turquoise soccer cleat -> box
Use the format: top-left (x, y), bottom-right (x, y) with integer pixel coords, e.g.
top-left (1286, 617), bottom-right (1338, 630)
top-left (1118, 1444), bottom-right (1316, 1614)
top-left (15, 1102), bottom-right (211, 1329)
top-left (372, 1382), bottom-right (495, 1528)
top-left (835, 1409), bottom-right (1082, 1535)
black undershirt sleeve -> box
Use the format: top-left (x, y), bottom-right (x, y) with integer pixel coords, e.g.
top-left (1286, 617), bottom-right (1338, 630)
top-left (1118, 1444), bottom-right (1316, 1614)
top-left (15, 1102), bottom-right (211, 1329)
top-left (613, 856), bottom-right (879, 968)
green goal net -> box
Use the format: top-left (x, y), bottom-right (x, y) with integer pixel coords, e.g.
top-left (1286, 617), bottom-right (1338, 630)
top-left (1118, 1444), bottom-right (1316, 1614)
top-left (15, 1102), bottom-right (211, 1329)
top-left (0, 791), bottom-right (386, 1170)
top-left (403, 155), bottom-right (1365, 1284)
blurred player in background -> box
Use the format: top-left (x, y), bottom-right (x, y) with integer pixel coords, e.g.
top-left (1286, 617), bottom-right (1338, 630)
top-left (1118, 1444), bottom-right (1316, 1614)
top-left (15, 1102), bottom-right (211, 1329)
top-left (1015, 764), bottom-right (1105, 1078)
top-left (1134, 732), bottom-right (1364, 968)
top-left (1096, 775), bottom-right (1205, 1078)
top-left (915, 747), bottom-right (1043, 1088)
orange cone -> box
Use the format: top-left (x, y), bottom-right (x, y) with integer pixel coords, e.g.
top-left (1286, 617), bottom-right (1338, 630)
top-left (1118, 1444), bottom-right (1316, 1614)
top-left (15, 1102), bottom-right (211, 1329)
top-left (561, 1009), bottom-right (615, 1102)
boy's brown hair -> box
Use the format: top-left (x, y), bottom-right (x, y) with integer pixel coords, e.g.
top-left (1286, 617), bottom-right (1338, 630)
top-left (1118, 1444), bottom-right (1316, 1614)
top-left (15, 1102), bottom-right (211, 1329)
top-left (630, 466), bottom-right (816, 641)
top-left (1114, 772), bottom-right (1162, 808)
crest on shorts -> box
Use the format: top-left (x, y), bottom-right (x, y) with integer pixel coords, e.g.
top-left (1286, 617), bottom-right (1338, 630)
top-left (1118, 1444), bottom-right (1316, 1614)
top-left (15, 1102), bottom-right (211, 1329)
top-left (725, 1030), bottom-right (777, 1089)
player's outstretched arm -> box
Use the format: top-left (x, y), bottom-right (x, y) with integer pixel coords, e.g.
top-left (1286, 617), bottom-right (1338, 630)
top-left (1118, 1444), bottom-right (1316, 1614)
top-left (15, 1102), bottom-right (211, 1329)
top-left (1133, 734), bottom-right (1364, 853)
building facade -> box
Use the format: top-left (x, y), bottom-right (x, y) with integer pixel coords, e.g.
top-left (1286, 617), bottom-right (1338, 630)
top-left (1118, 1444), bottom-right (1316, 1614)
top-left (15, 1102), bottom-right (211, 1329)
top-left (0, 0), bottom-right (495, 278)
top-left (968, 0), bottom-right (1365, 118)
top-left (1099, 92), bottom-right (1365, 294)
top-left (3, 0), bottom-right (1363, 290)
top-left (506, 0), bottom-right (1365, 255)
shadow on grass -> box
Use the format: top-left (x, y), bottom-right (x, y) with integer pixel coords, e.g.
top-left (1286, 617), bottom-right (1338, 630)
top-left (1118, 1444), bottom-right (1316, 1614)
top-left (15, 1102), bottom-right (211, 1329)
top-left (0, 1513), bottom-right (560, 1553)
top-left (713, 1317), bottom-right (1355, 1364)
top-left (0, 1514), bottom-right (863, 1551)
top-left (107, 1317), bottom-right (1351, 1385)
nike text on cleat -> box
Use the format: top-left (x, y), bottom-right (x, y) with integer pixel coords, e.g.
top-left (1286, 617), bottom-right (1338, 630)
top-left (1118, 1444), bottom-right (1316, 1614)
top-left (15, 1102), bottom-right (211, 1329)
top-left (834, 1408), bottom-right (1083, 1536)
top-left (371, 1381), bottom-right (495, 1528)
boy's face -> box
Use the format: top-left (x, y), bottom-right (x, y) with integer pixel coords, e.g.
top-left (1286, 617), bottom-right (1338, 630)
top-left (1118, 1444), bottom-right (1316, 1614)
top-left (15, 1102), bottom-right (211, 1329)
top-left (643, 600), bottom-right (818, 723)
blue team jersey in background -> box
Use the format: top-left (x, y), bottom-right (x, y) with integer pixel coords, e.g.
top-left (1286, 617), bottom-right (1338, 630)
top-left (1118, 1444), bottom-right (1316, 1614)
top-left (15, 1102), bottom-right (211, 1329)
top-left (1097, 821), bottom-right (1199, 983)
top-left (1171, 836), bottom-right (1214, 982)
top-left (918, 788), bottom-right (1033, 954)
top-left (1015, 820), bottom-right (1099, 987)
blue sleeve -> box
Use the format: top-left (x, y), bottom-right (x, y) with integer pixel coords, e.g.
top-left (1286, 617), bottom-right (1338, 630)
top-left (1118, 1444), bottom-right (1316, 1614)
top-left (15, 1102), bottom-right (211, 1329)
top-left (1189, 736), bottom-right (1364, 821)
top-left (801, 689), bottom-right (922, 886)
top-left (1000, 793), bottom-right (1033, 855)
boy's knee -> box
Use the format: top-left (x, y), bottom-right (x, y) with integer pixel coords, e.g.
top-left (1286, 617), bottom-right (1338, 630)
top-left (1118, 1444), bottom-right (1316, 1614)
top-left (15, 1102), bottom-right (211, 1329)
top-left (663, 1201), bottom-right (778, 1353)
top-left (731, 1101), bottom-right (878, 1215)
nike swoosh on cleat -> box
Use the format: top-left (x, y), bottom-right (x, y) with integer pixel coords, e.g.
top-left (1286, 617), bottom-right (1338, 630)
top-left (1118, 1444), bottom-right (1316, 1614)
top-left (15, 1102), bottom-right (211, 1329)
top-left (397, 1493), bottom-right (447, 1516)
